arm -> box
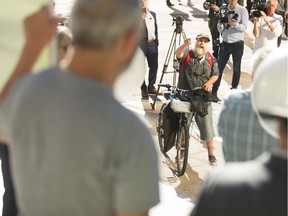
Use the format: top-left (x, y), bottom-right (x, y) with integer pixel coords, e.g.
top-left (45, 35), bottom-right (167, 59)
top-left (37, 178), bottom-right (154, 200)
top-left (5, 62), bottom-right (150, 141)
top-left (232, 8), bottom-right (249, 32)
top-left (253, 17), bottom-right (260, 37)
top-left (0, 6), bottom-right (60, 102)
top-left (151, 11), bottom-right (159, 46)
top-left (203, 75), bottom-right (219, 91)
top-left (175, 38), bottom-right (191, 59)
top-left (262, 12), bottom-right (276, 32)
top-left (264, 14), bottom-right (283, 37)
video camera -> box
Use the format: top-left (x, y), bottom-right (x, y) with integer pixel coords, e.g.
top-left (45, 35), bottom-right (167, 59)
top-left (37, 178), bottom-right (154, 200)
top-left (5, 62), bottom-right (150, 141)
top-left (250, 0), bottom-right (271, 17)
top-left (217, 4), bottom-right (229, 23)
top-left (203, 1), bottom-right (215, 10)
top-left (172, 16), bottom-right (184, 33)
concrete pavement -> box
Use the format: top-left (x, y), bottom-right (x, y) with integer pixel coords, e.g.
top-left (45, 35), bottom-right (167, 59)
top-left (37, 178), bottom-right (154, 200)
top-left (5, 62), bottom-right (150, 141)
top-left (121, 1), bottom-right (287, 215)
top-left (0, 0), bottom-right (287, 215)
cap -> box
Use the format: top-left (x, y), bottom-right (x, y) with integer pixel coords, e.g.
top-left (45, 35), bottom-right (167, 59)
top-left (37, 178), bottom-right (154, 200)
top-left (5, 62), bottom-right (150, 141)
top-left (251, 46), bottom-right (288, 138)
top-left (195, 33), bottom-right (210, 42)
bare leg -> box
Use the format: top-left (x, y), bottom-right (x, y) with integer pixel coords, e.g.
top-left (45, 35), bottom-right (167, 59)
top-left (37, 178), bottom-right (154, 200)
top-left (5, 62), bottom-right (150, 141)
top-left (206, 140), bottom-right (217, 165)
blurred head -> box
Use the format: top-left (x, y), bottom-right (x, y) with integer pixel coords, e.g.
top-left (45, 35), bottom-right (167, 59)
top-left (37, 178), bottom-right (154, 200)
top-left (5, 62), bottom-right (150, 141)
top-left (229, 0), bottom-right (238, 8)
top-left (267, 0), bottom-right (277, 16)
top-left (250, 47), bottom-right (274, 77)
top-left (194, 33), bottom-right (210, 57)
top-left (252, 47), bottom-right (288, 150)
top-left (70, 0), bottom-right (141, 51)
top-left (57, 26), bottom-right (73, 62)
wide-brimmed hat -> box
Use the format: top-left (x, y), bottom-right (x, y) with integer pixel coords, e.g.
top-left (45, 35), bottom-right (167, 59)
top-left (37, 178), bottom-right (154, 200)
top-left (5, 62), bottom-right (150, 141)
top-left (195, 33), bottom-right (210, 42)
top-left (252, 46), bottom-right (288, 138)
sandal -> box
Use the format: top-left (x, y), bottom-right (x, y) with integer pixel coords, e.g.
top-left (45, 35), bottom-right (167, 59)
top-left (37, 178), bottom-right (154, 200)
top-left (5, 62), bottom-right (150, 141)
top-left (209, 155), bottom-right (218, 166)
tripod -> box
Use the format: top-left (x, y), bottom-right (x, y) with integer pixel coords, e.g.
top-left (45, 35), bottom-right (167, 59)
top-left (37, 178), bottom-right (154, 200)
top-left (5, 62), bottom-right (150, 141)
top-left (151, 20), bottom-right (186, 110)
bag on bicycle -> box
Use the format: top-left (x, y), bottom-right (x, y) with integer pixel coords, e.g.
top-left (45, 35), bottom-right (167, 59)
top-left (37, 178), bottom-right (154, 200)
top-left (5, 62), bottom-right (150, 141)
top-left (180, 88), bottom-right (219, 117)
top-left (162, 103), bottom-right (179, 153)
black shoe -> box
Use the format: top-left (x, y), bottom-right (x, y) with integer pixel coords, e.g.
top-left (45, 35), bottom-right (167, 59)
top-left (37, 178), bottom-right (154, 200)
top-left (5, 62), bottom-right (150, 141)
top-left (141, 90), bottom-right (149, 100)
top-left (209, 155), bottom-right (218, 166)
top-left (166, 0), bottom-right (174, 7)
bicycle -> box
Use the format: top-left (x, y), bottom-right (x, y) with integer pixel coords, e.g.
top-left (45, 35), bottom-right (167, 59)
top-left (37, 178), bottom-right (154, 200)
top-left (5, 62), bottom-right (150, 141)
top-left (156, 83), bottom-right (220, 176)
top-left (156, 84), bottom-right (196, 176)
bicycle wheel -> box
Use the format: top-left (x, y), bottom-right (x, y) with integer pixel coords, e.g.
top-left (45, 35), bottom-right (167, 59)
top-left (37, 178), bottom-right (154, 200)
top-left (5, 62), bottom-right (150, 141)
top-left (157, 104), bottom-right (166, 153)
top-left (175, 119), bottom-right (189, 176)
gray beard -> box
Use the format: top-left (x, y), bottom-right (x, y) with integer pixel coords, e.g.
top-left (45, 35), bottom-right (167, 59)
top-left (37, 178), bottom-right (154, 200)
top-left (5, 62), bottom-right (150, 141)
top-left (194, 47), bottom-right (205, 57)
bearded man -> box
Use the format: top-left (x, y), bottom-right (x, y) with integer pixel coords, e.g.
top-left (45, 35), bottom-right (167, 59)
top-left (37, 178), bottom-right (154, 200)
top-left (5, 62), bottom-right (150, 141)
top-left (175, 33), bottom-right (219, 165)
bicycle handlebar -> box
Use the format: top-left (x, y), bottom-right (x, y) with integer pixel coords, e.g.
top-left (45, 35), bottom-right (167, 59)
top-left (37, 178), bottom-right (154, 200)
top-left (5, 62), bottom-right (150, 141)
top-left (157, 84), bottom-right (203, 92)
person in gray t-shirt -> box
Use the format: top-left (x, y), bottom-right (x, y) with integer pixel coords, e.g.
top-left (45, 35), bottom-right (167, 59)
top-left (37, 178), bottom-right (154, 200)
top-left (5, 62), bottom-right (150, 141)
top-left (0, 2), bottom-right (159, 216)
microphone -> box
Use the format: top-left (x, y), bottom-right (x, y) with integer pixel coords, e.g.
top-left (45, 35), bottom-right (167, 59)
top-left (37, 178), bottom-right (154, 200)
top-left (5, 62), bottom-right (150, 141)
top-left (226, 13), bottom-right (238, 29)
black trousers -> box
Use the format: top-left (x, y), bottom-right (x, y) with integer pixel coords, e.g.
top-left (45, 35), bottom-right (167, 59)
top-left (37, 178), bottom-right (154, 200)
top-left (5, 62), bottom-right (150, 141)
top-left (140, 41), bottom-right (159, 91)
top-left (0, 143), bottom-right (17, 216)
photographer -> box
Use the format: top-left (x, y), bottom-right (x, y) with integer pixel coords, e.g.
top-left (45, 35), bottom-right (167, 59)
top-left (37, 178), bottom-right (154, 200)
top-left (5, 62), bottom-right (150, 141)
top-left (203, 0), bottom-right (229, 59)
top-left (211, 0), bottom-right (248, 96)
top-left (253, 0), bottom-right (283, 52)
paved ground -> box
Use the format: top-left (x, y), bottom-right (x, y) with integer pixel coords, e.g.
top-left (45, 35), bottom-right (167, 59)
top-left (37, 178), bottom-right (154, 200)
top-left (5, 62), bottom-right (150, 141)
top-left (0, 0), bottom-right (287, 215)
top-left (120, 1), bottom-right (287, 215)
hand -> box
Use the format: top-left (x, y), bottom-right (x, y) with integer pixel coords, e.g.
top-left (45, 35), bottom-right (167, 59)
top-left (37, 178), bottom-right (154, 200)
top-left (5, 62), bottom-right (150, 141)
top-left (261, 11), bottom-right (268, 22)
top-left (184, 38), bottom-right (192, 46)
top-left (211, 5), bottom-right (219, 12)
top-left (228, 19), bottom-right (236, 27)
top-left (254, 16), bottom-right (259, 22)
top-left (24, 5), bottom-right (61, 49)
top-left (203, 82), bottom-right (212, 92)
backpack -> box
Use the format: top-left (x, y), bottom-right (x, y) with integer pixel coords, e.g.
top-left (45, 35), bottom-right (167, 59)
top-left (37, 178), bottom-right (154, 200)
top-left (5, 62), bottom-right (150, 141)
top-left (178, 50), bottom-right (213, 73)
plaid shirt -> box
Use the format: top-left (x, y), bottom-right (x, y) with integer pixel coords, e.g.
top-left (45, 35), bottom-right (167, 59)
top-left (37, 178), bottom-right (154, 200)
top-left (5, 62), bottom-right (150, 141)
top-left (218, 89), bottom-right (278, 162)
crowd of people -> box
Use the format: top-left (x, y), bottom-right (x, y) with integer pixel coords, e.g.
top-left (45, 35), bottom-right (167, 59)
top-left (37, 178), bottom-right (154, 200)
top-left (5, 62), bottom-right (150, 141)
top-left (0, 0), bottom-right (287, 215)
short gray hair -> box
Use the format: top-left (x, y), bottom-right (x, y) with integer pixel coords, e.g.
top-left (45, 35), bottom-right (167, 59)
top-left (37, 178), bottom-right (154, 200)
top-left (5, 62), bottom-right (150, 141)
top-left (70, 0), bottom-right (141, 49)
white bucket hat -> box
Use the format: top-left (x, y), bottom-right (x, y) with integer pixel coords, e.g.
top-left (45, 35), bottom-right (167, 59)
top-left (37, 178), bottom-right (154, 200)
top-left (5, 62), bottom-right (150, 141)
top-left (251, 46), bottom-right (288, 138)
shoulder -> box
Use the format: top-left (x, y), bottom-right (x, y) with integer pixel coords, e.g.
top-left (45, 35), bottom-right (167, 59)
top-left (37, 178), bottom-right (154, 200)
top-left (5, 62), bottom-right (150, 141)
top-left (273, 13), bottom-right (283, 20)
top-left (223, 89), bottom-right (250, 103)
top-left (203, 157), bottom-right (270, 191)
top-left (236, 4), bottom-right (248, 13)
top-left (6, 66), bottom-right (59, 97)
top-left (220, 89), bottom-right (251, 113)
top-left (205, 51), bottom-right (214, 61)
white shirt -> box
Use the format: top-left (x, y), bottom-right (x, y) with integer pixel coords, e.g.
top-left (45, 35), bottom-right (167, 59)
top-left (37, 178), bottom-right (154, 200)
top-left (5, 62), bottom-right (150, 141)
top-left (253, 13), bottom-right (283, 53)
top-left (145, 11), bottom-right (156, 42)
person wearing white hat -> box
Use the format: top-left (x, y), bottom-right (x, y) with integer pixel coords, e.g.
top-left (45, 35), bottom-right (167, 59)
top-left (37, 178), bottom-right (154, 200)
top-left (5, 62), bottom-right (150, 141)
top-left (175, 33), bottom-right (219, 165)
top-left (190, 46), bottom-right (287, 216)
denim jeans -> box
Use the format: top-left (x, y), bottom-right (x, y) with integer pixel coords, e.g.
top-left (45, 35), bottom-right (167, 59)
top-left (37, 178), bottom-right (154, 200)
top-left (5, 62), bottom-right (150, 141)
top-left (212, 40), bottom-right (244, 92)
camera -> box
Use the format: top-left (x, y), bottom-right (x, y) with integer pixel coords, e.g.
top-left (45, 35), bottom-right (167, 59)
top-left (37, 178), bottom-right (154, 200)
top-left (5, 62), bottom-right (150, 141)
top-left (217, 4), bottom-right (229, 23)
top-left (203, 1), bottom-right (215, 10)
top-left (250, 0), bottom-right (271, 17)
top-left (173, 16), bottom-right (184, 32)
